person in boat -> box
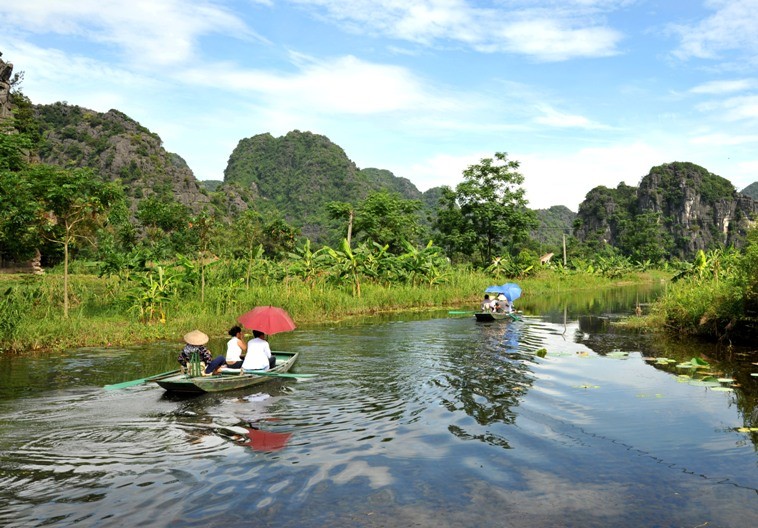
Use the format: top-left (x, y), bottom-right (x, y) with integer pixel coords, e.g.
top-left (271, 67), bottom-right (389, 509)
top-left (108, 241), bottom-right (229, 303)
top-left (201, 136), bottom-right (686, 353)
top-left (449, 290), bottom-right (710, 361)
top-left (225, 325), bottom-right (247, 369)
top-left (496, 294), bottom-right (512, 313)
top-left (481, 294), bottom-right (495, 312)
top-left (241, 330), bottom-right (276, 371)
top-left (178, 330), bottom-right (227, 375)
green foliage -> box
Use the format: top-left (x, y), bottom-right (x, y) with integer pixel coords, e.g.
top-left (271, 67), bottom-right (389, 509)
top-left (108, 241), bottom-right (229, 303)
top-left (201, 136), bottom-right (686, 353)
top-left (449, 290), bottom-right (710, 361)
top-left (137, 196), bottom-right (190, 232)
top-left (531, 206), bottom-right (575, 249)
top-left (653, 228), bottom-right (757, 342)
top-left (434, 152), bottom-right (538, 266)
top-left (615, 212), bottom-right (673, 263)
top-left (125, 266), bottom-right (177, 323)
top-left (0, 287), bottom-right (29, 342)
top-left (352, 190), bottom-right (426, 253)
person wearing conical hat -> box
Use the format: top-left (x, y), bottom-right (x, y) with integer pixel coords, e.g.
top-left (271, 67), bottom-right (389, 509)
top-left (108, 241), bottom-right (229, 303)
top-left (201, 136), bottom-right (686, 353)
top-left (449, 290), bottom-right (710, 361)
top-left (178, 330), bottom-right (227, 375)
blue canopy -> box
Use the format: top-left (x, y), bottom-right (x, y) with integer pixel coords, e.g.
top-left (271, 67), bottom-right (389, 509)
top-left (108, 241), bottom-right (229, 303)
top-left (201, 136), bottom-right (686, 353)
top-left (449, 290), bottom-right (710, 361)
top-left (484, 283), bottom-right (522, 302)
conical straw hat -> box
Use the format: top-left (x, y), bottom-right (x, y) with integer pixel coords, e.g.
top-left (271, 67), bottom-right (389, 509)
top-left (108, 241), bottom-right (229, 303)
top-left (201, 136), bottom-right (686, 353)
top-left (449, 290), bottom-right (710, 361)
top-left (183, 329), bottom-right (209, 345)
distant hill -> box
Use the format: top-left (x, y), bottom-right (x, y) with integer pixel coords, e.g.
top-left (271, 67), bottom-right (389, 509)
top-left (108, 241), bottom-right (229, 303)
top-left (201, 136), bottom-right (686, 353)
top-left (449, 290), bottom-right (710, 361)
top-left (741, 182), bottom-right (758, 200)
top-left (532, 206), bottom-right (576, 250)
top-left (201, 180), bottom-right (224, 192)
top-left (223, 130), bottom-right (426, 241)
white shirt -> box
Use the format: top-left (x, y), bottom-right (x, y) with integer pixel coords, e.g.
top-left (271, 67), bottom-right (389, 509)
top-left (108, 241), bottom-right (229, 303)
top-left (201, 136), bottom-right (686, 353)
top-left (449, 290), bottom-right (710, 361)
top-left (226, 336), bottom-right (244, 363)
top-left (241, 337), bottom-right (272, 370)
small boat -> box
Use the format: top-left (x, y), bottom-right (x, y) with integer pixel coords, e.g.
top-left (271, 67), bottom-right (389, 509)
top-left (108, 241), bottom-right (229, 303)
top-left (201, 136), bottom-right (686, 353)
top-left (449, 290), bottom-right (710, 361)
top-left (154, 351), bottom-right (300, 394)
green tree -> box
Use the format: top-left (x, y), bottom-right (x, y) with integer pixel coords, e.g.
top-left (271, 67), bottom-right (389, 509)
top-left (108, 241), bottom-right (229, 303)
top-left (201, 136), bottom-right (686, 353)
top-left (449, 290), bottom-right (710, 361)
top-left (28, 165), bottom-right (124, 317)
top-left (0, 169), bottom-right (39, 263)
top-left (0, 128), bottom-right (39, 263)
top-left (353, 190), bottom-right (425, 253)
top-left (435, 152), bottom-right (537, 265)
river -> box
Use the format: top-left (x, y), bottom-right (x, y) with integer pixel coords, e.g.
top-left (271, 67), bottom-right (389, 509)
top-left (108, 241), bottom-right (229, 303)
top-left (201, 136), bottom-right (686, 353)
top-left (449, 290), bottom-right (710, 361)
top-left (1, 285), bottom-right (756, 527)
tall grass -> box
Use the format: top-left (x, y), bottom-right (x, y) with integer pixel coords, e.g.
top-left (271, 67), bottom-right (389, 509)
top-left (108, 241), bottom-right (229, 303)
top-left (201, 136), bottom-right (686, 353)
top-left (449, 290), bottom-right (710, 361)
top-left (0, 266), bottom-right (666, 353)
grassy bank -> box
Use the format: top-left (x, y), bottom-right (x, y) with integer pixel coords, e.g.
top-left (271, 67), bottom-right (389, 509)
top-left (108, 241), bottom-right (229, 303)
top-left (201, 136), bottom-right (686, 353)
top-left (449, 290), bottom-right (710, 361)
top-left (0, 267), bottom-right (667, 354)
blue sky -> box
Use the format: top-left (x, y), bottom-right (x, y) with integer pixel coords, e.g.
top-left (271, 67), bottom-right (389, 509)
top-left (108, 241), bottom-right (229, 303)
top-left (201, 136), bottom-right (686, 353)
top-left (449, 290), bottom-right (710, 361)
top-left (2, 0), bottom-right (757, 211)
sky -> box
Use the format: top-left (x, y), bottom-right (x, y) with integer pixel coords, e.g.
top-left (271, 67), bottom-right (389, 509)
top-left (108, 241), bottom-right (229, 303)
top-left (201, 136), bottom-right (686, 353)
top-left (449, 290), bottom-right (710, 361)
top-left (2, 0), bottom-right (758, 211)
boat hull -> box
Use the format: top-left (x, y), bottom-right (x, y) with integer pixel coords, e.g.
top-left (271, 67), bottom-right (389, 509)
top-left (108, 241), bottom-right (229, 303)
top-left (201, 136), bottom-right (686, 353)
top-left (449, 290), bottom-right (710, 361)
top-left (475, 312), bottom-right (512, 322)
top-left (155, 351), bottom-right (299, 393)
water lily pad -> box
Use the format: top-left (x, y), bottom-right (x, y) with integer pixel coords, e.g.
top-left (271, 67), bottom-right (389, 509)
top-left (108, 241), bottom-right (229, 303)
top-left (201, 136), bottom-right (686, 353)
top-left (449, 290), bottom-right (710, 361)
top-left (710, 387), bottom-right (734, 392)
top-left (607, 351), bottom-right (628, 359)
top-left (717, 378), bottom-right (734, 383)
top-left (576, 383), bottom-right (600, 389)
top-left (691, 357), bottom-right (710, 368)
top-left (676, 363), bottom-right (695, 369)
top-left (737, 427), bottom-right (758, 433)
top-left (535, 348), bottom-right (547, 358)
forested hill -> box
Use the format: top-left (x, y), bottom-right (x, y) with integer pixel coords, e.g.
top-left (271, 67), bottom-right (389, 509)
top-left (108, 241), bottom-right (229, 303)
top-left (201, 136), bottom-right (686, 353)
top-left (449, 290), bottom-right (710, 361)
top-left (574, 162), bottom-right (758, 260)
top-left (222, 130), bottom-right (435, 240)
top-left (32, 102), bottom-right (213, 210)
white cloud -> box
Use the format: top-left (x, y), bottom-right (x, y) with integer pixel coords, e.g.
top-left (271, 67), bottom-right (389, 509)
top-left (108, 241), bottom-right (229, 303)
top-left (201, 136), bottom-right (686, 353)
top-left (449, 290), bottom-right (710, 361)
top-left (179, 53), bottom-right (459, 116)
top-left (492, 17), bottom-right (621, 61)
top-left (672, 0), bottom-right (758, 61)
top-left (690, 79), bottom-right (755, 94)
top-left (533, 105), bottom-right (608, 129)
top-left (0, 0), bottom-right (260, 66)
top-left (698, 95), bottom-right (758, 121)
top-left (3, 42), bottom-right (152, 109)
top-left (292, 0), bottom-right (623, 60)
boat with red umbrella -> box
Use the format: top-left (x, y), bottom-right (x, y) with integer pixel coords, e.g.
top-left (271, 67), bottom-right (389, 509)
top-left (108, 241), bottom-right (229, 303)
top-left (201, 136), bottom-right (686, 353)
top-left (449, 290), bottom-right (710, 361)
top-left (153, 307), bottom-right (312, 393)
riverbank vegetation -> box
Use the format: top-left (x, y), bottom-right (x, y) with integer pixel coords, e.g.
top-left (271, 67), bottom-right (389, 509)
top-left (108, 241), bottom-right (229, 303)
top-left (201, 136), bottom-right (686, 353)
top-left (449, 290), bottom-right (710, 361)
top-left (643, 230), bottom-right (758, 344)
top-left (0, 258), bottom-right (666, 353)
top-left (2, 111), bottom-right (756, 352)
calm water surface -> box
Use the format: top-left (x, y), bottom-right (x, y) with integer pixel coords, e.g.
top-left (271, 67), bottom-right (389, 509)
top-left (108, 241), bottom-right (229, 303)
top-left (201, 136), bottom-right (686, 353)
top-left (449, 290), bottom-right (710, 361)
top-left (1, 286), bottom-right (757, 527)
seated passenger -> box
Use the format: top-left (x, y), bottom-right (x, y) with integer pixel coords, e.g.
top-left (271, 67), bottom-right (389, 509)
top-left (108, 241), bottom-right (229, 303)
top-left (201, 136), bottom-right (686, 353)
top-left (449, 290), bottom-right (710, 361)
top-left (225, 325), bottom-right (247, 369)
top-left (241, 330), bottom-right (276, 371)
top-left (481, 294), bottom-right (495, 312)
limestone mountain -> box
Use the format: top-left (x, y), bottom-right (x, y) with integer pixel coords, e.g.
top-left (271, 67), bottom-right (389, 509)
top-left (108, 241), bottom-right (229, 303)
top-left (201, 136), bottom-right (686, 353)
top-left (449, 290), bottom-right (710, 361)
top-left (575, 162), bottom-right (757, 260)
top-left (32, 102), bottom-right (213, 212)
top-left (222, 130), bottom-right (431, 241)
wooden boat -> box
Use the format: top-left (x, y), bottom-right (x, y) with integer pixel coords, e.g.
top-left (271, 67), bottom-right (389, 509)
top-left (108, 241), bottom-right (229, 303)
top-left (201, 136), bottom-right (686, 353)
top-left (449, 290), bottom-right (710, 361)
top-left (154, 351), bottom-right (300, 394)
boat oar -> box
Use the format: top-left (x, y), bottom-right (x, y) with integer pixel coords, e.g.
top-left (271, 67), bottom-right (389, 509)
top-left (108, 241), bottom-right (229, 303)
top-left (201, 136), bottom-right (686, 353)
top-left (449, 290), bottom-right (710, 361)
top-left (103, 369), bottom-right (180, 390)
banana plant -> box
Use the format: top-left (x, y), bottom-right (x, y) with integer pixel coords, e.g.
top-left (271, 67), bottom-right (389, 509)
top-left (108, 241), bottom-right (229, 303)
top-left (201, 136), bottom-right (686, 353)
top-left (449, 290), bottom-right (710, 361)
top-left (324, 238), bottom-right (363, 297)
top-left (287, 239), bottom-right (328, 288)
top-left (126, 266), bottom-right (176, 323)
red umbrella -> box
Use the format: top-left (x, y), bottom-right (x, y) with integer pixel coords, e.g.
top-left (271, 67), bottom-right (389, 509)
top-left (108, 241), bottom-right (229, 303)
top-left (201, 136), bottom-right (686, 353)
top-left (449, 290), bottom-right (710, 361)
top-left (238, 306), bottom-right (296, 335)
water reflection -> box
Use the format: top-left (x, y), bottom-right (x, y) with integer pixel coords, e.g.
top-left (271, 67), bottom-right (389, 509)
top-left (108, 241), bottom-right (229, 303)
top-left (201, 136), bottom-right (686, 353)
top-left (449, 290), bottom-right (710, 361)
top-left (1, 287), bottom-right (758, 527)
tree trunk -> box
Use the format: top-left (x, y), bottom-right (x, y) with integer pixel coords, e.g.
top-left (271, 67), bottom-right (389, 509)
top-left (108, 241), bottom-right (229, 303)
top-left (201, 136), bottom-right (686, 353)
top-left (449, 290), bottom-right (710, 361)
top-left (63, 233), bottom-right (70, 319)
